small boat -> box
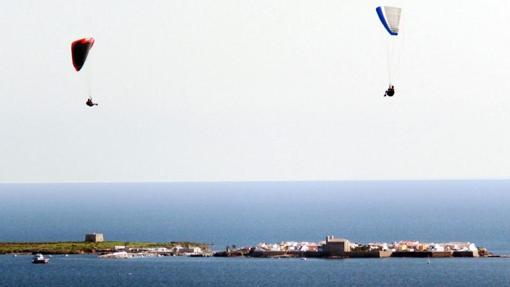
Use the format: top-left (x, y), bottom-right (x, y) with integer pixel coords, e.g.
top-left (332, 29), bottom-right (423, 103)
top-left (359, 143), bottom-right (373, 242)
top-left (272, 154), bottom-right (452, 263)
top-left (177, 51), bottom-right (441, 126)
top-left (32, 254), bottom-right (49, 264)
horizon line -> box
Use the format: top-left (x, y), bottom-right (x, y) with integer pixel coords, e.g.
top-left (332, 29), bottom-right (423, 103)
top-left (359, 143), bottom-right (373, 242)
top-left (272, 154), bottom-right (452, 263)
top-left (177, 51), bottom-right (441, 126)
top-left (1, 177), bottom-right (510, 185)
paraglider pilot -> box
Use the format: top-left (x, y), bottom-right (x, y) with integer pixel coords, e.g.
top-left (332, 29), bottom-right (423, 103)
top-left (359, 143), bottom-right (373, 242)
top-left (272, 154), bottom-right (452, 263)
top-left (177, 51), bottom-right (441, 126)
top-left (384, 85), bottom-right (395, 97)
top-left (86, 97), bottom-right (98, 107)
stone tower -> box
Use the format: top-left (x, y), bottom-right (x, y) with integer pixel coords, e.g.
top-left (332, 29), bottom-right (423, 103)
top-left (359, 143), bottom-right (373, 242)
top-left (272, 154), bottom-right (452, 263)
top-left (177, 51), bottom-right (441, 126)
top-left (85, 233), bottom-right (105, 243)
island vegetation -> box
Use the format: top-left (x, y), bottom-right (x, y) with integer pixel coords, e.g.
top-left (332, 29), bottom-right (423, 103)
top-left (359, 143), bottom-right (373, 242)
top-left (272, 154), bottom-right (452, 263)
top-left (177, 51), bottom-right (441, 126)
top-left (0, 241), bottom-right (208, 255)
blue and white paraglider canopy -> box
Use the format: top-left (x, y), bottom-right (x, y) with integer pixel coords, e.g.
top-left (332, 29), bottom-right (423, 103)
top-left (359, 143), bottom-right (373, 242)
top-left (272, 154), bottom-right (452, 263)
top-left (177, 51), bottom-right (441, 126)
top-left (376, 6), bottom-right (402, 36)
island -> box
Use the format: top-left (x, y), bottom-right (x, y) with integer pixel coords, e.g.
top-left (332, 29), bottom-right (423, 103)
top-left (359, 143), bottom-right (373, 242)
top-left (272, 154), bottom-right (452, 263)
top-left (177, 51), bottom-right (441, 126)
top-left (1, 233), bottom-right (498, 259)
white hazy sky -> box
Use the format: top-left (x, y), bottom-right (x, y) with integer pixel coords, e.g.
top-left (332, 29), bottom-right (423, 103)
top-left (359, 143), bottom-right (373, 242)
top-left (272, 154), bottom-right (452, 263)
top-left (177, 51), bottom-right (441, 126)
top-left (2, 0), bottom-right (510, 182)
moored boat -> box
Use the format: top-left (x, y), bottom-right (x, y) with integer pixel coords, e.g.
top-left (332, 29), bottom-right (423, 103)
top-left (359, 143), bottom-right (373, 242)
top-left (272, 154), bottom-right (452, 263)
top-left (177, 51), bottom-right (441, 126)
top-left (32, 254), bottom-right (49, 264)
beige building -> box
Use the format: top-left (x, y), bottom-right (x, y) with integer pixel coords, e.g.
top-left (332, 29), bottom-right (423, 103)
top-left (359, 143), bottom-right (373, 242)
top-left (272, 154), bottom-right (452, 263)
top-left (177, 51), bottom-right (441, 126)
top-left (85, 233), bottom-right (104, 243)
top-left (323, 236), bottom-right (350, 256)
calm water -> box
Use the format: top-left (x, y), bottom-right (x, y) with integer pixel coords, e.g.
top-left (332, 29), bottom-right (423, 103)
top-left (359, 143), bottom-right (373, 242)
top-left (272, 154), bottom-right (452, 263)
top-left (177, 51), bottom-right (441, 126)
top-left (1, 255), bottom-right (510, 287)
top-left (1, 181), bottom-right (510, 286)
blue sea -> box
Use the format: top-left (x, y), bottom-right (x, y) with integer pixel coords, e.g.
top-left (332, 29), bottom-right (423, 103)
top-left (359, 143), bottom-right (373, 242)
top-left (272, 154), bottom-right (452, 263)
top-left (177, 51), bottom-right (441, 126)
top-left (1, 181), bottom-right (510, 286)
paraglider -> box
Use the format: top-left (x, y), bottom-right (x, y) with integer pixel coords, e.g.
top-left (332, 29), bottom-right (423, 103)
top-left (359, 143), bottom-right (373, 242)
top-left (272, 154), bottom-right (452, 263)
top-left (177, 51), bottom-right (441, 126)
top-left (86, 98), bottom-right (98, 107)
top-left (71, 37), bottom-right (97, 106)
top-left (385, 85), bottom-right (395, 97)
top-left (376, 6), bottom-right (402, 97)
